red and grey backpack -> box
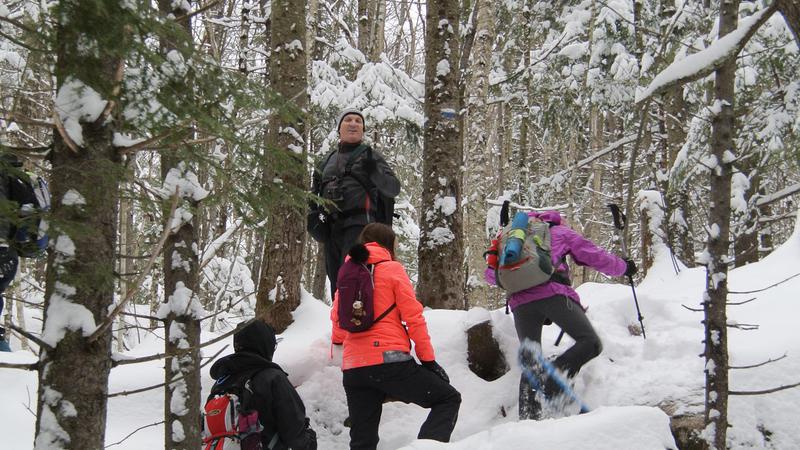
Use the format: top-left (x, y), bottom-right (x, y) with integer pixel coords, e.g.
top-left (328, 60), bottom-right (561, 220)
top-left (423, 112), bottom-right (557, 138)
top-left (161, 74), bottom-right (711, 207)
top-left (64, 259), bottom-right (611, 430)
top-left (202, 372), bottom-right (277, 450)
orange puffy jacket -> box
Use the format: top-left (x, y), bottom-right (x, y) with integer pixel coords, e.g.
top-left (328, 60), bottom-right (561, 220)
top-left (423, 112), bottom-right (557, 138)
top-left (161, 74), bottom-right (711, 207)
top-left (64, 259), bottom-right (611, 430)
top-left (331, 242), bottom-right (435, 370)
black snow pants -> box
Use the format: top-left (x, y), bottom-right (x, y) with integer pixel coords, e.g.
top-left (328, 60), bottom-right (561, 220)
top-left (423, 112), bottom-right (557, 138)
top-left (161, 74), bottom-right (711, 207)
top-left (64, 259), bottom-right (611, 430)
top-left (513, 294), bottom-right (602, 419)
top-left (342, 360), bottom-right (461, 450)
top-left (324, 223), bottom-right (365, 295)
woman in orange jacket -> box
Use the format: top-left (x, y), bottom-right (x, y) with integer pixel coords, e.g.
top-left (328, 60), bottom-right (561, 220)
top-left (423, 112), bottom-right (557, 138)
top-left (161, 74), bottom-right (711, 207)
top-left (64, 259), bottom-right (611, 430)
top-left (331, 223), bottom-right (461, 450)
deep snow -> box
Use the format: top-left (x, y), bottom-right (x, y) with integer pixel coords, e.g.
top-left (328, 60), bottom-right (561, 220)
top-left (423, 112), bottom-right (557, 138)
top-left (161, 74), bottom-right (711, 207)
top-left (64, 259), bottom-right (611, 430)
top-left (2, 215), bottom-right (799, 449)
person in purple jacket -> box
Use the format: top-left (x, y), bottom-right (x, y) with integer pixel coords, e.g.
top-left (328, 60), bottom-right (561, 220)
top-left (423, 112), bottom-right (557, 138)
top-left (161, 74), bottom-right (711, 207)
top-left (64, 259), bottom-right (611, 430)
top-left (485, 210), bottom-right (637, 420)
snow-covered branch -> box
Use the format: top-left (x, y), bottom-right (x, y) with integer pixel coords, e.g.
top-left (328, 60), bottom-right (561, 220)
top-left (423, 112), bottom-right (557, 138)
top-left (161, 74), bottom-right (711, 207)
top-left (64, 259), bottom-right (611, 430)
top-left (756, 183), bottom-right (800, 207)
top-left (636, 4), bottom-right (778, 103)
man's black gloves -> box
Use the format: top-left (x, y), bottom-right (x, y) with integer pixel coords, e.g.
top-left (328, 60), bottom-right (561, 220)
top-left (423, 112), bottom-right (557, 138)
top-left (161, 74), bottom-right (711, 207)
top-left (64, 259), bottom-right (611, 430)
top-left (421, 360), bottom-right (450, 383)
top-left (624, 259), bottom-right (638, 277)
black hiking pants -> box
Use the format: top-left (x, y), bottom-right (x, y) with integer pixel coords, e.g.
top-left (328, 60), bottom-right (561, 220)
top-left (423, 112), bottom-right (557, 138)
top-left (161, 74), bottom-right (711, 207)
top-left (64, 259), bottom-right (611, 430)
top-left (513, 295), bottom-right (602, 419)
top-left (342, 360), bottom-right (461, 450)
top-left (325, 223), bottom-right (365, 295)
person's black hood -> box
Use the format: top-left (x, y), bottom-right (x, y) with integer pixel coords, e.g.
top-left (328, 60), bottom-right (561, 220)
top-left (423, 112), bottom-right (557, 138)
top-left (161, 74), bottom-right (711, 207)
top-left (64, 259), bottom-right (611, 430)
top-left (234, 320), bottom-right (278, 360)
top-left (209, 321), bottom-right (284, 380)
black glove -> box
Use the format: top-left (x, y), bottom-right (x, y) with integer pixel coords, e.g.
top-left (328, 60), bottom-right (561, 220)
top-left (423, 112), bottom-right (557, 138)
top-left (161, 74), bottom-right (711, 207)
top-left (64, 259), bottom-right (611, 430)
top-left (624, 259), bottom-right (637, 277)
top-left (362, 156), bottom-right (377, 173)
top-left (421, 360), bottom-right (450, 383)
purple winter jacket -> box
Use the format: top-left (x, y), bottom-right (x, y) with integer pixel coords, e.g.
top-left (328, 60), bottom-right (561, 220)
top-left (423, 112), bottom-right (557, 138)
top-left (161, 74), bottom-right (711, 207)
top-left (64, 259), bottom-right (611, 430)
top-left (485, 210), bottom-right (627, 311)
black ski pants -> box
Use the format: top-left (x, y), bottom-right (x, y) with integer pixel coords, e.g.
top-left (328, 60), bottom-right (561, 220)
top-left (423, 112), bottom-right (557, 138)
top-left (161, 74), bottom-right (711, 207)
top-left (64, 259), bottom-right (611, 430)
top-left (325, 223), bottom-right (365, 295)
top-left (342, 360), bottom-right (461, 450)
top-left (514, 295), bottom-right (602, 417)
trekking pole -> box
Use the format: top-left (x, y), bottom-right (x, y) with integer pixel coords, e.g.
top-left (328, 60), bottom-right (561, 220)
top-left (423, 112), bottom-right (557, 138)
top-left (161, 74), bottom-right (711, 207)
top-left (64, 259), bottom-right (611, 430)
top-left (608, 204), bottom-right (646, 339)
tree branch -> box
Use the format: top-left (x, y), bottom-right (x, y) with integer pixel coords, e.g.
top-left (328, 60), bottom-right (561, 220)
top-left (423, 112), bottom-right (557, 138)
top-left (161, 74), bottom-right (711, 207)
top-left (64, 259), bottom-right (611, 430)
top-left (88, 191), bottom-right (180, 343)
top-left (728, 272), bottom-right (800, 294)
top-left (726, 297), bottom-right (755, 306)
top-left (755, 182), bottom-right (800, 207)
top-left (8, 323), bottom-right (53, 352)
top-left (104, 421), bottom-right (165, 448)
top-left (0, 361), bottom-right (38, 370)
top-left (727, 322), bottom-right (759, 330)
top-left (112, 318), bottom-right (253, 367)
top-left (107, 345), bottom-right (226, 397)
top-left (730, 353), bottom-right (787, 369)
top-left (637, 4), bottom-right (778, 102)
top-left (730, 381), bottom-right (800, 396)
top-left (682, 303), bottom-right (704, 312)
top-left (52, 110), bottom-right (81, 154)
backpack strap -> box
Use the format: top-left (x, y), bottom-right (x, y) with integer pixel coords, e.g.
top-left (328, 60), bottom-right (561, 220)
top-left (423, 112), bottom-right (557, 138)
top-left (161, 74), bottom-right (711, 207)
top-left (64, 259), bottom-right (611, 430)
top-left (238, 368), bottom-right (282, 450)
top-left (343, 144), bottom-right (370, 174)
top-left (314, 149), bottom-right (339, 196)
top-left (368, 261), bottom-right (397, 325)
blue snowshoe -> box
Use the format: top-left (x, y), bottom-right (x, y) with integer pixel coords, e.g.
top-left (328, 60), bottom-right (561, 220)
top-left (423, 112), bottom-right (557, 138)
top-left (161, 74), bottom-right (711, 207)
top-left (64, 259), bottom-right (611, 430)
top-left (518, 339), bottom-right (590, 418)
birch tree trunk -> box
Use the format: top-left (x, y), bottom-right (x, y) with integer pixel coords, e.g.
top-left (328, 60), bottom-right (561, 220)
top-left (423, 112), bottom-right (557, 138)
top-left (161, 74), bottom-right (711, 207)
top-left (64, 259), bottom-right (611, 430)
top-left (358, 0), bottom-right (370, 59)
top-left (417, 0), bottom-right (464, 310)
top-left (255, 0), bottom-right (308, 332)
top-left (369, 0), bottom-right (387, 61)
top-left (703, 1), bottom-right (738, 448)
top-left (158, 2), bottom-right (202, 448)
top-left (34, 4), bottom-right (123, 447)
top-left (464, 0), bottom-right (495, 308)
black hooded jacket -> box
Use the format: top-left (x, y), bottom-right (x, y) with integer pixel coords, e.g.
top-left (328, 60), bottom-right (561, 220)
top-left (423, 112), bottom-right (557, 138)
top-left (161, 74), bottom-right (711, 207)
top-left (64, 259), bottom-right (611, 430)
top-left (208, 321), bottom-right (316, 450)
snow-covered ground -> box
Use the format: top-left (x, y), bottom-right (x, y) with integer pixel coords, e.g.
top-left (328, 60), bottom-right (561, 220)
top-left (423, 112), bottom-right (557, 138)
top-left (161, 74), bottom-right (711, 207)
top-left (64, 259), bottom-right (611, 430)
top-left (2, 217), bottom-right (799, 449)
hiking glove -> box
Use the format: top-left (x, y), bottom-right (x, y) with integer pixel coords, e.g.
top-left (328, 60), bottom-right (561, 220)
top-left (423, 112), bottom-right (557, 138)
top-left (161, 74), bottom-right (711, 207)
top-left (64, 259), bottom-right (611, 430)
top-left (421, 360), bottom-right (450, 383)
top-left (624, 259), bottom-right (637, 277)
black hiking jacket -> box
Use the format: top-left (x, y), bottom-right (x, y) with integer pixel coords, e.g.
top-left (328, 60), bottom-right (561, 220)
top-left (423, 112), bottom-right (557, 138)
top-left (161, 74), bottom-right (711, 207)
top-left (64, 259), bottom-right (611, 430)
top-left (209, 322), bottom-right (317, 450)
top-left (311, 142), bottom-right (400, 229)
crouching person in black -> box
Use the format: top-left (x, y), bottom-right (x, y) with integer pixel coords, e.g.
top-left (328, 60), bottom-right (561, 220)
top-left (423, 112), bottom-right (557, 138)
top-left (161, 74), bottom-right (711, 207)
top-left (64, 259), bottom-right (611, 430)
top-left (208, 321), bottom-right (317, 450)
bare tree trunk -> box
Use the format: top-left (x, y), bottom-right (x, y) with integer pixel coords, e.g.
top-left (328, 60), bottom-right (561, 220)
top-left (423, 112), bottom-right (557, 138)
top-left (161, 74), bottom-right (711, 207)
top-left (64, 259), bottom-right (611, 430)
top-left (496, 102), bottom-right (512, 196)
top-left (117, 168), bottom-right (135, 352)
top-left (664, 86), bottom-right (694, 266)
top-left (405, 1), bottom-right (418, 74)
top-left (369, 0), bottom-right (387, 61)
top-left (464, 0), bottom-right (495, 308)
top-left (703, 2), bottom-right (738, 448)
top-left (14, 291), bottom-right (29, 350)
top-left (255, 0), bottom-right (308, 332)
top-left (733, 168), bottom-right (761, 267)
top-left (357, 0), bottom-right (370, 59)
top-left (240, 1), bottom-right (252, 73)
top-left (418, 0), bottom-right (464, 310)
top-left (311, 243), bottom-right (328, 302)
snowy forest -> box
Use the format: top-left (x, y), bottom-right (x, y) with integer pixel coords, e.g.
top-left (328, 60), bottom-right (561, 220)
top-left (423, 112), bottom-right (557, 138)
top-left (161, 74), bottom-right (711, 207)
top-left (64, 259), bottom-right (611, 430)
top-left (1, 0), bottom-right (799, 449)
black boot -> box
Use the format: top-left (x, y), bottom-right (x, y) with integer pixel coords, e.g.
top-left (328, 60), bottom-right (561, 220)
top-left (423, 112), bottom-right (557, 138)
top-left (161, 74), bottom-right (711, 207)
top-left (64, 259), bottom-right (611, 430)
top-left (518, 376), bottom-right (542, 420)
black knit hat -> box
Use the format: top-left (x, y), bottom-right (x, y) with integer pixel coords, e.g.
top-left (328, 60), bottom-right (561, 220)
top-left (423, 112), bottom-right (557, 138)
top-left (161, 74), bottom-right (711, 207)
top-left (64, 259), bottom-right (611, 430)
top-left (337, 108), bottom-right (365, 133)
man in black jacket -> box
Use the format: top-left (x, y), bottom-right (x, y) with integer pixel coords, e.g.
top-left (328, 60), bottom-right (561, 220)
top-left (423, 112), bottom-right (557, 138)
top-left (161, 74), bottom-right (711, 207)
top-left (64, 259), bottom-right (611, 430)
top-left (208, 321), bottom-right (317, 450)
top-left (308, 108), bottom-right (401, 295)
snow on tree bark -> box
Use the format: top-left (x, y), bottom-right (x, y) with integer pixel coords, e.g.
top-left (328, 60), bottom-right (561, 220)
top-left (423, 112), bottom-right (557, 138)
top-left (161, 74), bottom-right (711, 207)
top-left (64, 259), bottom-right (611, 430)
top-left (256, 0), bottom-right (308, 332)
top-left (418, 0), bottom-right (464, 310)
top-left (703, 1), bottom-right (738, 448)
top-left (157, 2), bottom-right (203, 448)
